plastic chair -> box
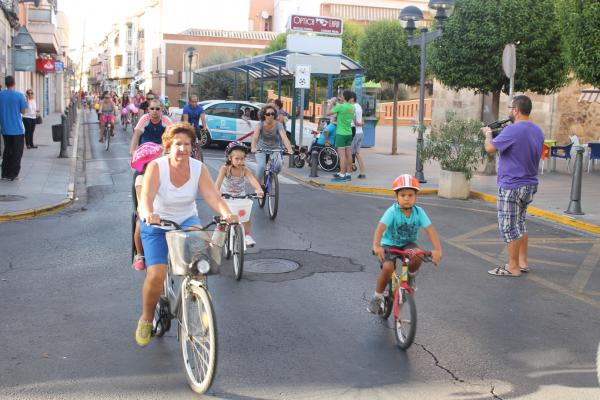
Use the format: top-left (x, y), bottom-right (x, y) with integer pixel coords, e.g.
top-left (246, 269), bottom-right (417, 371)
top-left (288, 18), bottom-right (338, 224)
top-left (588, 142), bottom-right (600, 172)
top-left (550, 142), bottom-right (573, 172)
top-left (540, 143), bottom-right (551, 174)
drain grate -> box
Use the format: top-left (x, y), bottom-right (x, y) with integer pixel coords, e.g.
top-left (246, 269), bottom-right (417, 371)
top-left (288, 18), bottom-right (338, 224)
top-left (244, 258), bottom-right (300, 274)
top-left (0, 194), bottom-right (26, 202)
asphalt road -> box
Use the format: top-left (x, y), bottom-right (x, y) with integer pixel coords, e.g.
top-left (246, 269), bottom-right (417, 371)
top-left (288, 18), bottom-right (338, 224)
top-left (1, 113), bottom-right (599, 399)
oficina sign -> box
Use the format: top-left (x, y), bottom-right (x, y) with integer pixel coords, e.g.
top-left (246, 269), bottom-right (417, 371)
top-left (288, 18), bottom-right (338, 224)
top-left (288, 15), bottom-right (343, 35)
top-left (36, 58), bottom-right (55, 73)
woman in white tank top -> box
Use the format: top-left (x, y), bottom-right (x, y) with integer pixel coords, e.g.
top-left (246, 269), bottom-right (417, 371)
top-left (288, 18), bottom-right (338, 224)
top-left (134, 122), bottom-right (238, 347)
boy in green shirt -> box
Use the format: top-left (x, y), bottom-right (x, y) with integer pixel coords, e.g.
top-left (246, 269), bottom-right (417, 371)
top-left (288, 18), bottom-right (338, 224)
top-left (327, 90), bottom-right (354, 181)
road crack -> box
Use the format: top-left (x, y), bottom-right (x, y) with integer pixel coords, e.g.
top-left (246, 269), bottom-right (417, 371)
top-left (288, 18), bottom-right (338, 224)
top-left (490, 384), bottom-right (503, 399)
top-left (416, 343), bottom-right (466, 384)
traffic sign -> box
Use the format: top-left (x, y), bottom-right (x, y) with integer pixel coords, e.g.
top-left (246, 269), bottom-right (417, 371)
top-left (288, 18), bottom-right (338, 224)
top-left (502, 44), bottom-right (516, 78)
top-left (286, 34), bottom-right (342, 55)
top-left (288, 15), bottom-right (343, 35)
top-left (286, 54), bottom-right (341, 75)
top-left (295, 64), bottom-right (311, 89)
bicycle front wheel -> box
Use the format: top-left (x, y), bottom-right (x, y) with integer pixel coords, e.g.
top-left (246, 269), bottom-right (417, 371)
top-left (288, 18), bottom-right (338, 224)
top-left (105, 126), bottom-right (111, 151)
top-left (267, 173), bottom-right (279, 220)
top-left (258, 174), bottom-right (267, 208)
top-left (381, 281), bottom-right (393, 320)
top-left (231, 224), bottom-right (244, 281)
top-left (179, 282), bottom-right (218, 394)
top-left (394, 290), bottom-right (417, 350)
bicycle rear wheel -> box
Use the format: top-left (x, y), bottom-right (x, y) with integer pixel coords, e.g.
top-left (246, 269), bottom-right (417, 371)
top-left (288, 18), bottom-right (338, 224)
top-left (180, 281), bottom-right (218, 394)
top-left (267, 173), bottom-right (279, 220)
top-left (394, 290), bottom-right (417, 350)
top-left (231, 224), bottom-right (244, 281)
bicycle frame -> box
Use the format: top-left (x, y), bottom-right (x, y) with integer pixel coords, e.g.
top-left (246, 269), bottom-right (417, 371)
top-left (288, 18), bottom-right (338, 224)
top-left (259, 150), bottom-right (283, 193)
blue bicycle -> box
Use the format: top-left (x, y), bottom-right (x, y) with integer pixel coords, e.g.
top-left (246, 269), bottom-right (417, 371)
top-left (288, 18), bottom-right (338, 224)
top-left (257, 149), bottom-right (287, 220)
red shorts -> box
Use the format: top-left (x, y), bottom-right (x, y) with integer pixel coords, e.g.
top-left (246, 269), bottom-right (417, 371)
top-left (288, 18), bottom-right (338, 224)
top-left (100, 114), bottom-right (115, 124)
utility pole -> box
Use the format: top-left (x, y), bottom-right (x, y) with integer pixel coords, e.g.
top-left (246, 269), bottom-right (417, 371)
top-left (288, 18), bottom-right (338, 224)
top-left (78, 18), bottom-right (86, 108)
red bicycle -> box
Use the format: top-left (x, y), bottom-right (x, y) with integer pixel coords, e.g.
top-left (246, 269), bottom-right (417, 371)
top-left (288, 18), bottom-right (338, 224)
top-left (377, 248), bottom-right (432, 350)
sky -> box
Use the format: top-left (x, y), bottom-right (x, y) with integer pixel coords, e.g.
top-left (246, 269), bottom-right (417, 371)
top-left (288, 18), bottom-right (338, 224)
top-left (59, 0), bottom-right (141, 50)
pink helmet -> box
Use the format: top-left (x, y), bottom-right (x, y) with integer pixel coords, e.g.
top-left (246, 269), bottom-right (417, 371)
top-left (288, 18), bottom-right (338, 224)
top-left (131, 142), bottom-right (163, 172)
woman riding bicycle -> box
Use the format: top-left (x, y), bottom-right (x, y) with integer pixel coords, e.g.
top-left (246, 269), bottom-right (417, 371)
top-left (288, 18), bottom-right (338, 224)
top-left (250, 103), bottom-right (293, 181)
top-left (135, 122), bottom-right (238, 347)
top-left (98, 93), bottom-right (117, 143)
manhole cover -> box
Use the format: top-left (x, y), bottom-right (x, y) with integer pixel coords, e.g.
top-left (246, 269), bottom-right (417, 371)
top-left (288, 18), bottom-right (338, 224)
top-left (0, 195), bottom-right (26, 202)
top-left (244, 258), bottom-right (300, 274)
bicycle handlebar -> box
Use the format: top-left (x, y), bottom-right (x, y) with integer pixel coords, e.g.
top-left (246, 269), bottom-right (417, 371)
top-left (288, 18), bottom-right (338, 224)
top-left (150, 216), bottom-right (224, 231)
top-left (372, 248), bottom-right (433, 262)
top-left (221, 193), bottom-right (261, 200)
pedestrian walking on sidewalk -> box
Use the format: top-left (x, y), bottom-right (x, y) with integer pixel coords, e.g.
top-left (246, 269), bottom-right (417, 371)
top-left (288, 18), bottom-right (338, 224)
top-left (349, 91), bottom-right (366, 179)
top-left (0, 76), bottom-right (27, 181)
top-left (483, 95), bottom-right (544, 277)
top-left (23, 89), bottom-right (39, 149)
top-left (327, 90), bottom-right (354, 182)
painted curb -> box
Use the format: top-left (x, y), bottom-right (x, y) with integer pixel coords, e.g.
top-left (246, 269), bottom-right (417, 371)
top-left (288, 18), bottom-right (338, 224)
top-left (284, 170), bottom-right (600, 235)
top-left (0, 115), bottom-right (80, 223)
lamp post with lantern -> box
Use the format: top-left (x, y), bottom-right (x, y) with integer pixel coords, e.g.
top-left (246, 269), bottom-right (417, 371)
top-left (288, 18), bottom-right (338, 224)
top-left (399, 0), bottom-right (454, 183)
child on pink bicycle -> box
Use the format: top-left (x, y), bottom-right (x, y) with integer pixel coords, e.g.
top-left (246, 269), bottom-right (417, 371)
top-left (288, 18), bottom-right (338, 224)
top-left (369, 174), bottom-right (443, 314)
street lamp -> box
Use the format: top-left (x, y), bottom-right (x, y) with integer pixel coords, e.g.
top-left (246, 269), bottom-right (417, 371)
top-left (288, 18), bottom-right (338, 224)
top-left (185, 47), bottom-right (195, 101)
top-left (400, 0), bottom-right (454, 183)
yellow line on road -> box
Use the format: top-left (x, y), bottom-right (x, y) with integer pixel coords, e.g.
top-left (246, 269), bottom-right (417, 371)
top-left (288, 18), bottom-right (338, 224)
top-left (569, 242), bottom-right (600, 292)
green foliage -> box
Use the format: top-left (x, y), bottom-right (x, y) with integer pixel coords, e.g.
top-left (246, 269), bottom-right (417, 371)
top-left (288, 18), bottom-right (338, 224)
top-left (557, 0), bottom-right (600, 86)
top-left (430, 0), bottom-right (568, 95)
top-left (264, 33), bottom-right (288, 53)
top-left (358, 20), bottom-right (419, 85)
top-left (341, 22), bottom-right (364, 61)
top-left (418, 112), bottom-right (485, 180)
top-left (194, 52), bottom-right (243, 100)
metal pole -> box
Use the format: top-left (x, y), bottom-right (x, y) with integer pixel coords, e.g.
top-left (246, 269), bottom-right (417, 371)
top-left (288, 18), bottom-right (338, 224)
top-left (565, 146), bottom-right (585, 215)
top-left (233, 71), bottom-right (238, 99)
top-left (59, 113), bottom-right (68, 158)
top-left (277, 66), bottom-right (282, 98)
top-left (186, 54), bottom-right (191, 101)
top-left (327, 75), bottom-right (333, 99)
top-left (299, 89), bottom-right (305, 148)
top-left (309, 149), bottom-right (319, 177)
top-left (415, 29), bottom-right (427, 183)
top-left (260, 67), bottom-right (264, 103)
top-left (245, 70), bottom-right (249, 101)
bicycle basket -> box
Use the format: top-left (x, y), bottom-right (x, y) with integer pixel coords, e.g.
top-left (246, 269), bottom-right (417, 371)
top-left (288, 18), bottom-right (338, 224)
top-left (165, 230), bottom-right (220, 275)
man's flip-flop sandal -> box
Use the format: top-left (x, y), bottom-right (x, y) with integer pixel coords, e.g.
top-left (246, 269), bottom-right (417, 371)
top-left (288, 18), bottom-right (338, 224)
top-left (487, 266), bottom-right (520, 277)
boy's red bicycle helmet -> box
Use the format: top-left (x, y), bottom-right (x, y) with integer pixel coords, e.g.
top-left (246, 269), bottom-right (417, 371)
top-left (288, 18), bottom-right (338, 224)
top-left (392, 174), bottom-right (420, 192)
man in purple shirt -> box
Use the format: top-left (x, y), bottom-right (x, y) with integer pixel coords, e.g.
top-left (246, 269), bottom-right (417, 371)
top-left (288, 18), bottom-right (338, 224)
top-left (483, 95), bottom-right (544, 277)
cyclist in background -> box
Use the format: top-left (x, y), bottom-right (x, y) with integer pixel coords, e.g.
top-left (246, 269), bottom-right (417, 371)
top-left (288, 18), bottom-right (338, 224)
top-left (98, 92), bottom-right (117, 143)
top-left (182, 95), bottom-right (207, 137)
top-left (137, 92), bottom-right (155, 118)
top-left (369, 174), bottom-right (442, 314)
top-left (250, 104), bottom-right (293, 181)
top-left (130, 98), bottom-right (172, 155)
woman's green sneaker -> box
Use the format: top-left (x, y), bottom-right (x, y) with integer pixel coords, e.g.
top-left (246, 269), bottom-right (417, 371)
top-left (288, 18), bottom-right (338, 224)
top-left (135, 320), bottom-right (153, 347)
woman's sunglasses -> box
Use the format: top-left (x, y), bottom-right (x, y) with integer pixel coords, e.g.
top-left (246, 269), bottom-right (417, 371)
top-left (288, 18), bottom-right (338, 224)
top-left (149, 107), bottom-right (161, 111)
top-left (264, 112), bottom-right (276, 117)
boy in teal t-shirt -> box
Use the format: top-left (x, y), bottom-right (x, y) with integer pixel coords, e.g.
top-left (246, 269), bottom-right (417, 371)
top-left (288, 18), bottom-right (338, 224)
top-left (369, 174), bottom-right (443, 315)
top-left (327, 90), bottom-right (355, 182)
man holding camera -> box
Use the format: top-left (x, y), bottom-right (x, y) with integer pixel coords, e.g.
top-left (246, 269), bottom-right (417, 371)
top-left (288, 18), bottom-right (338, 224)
top-left (483, 95), bottom-right (544, 277)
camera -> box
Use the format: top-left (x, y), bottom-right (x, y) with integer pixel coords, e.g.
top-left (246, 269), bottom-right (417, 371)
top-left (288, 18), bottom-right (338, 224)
top-left (486, 118), bottom-right (511, 138)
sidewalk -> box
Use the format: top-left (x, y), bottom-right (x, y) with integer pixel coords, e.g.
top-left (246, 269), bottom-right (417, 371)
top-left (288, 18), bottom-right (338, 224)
top-left (0, 112), bottom-right (78, 221)
top-left (282, 124), bottom-right (600, 235)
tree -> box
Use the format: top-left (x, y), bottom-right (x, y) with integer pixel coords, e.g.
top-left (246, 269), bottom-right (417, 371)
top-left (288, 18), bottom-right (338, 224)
top-left (341, 22), bottom-right (364, 61)
top-left (430, 0), bottom-right (568, 115)
top-left (557, 0), bottom-right (600, 87)
top-left (430, 0), bottom-right (568, 173)
top-left (195, 52), bottom-right (244, 100)
top-left (358, 20), bottom-right (419, 154)
top-left (264, 32), bottom-right (287, 53)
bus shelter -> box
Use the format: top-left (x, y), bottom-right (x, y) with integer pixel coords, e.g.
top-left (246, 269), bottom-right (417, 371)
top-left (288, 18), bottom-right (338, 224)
top-left (194, 49), bottom-right (364, 140)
